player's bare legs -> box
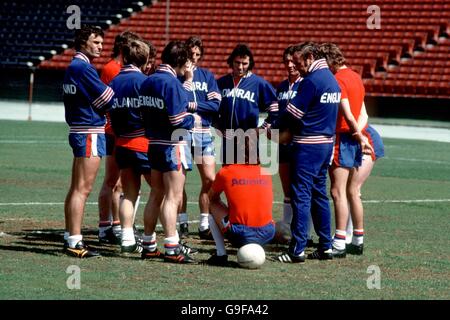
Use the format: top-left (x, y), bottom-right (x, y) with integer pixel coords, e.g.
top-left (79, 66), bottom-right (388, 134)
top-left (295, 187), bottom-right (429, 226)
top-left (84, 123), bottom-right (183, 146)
top-left (64, 156), bottom-right (102, 236)
top-left (162, 169), bottom-right (186, 238)
top-left (196, 154), bottom-right (215, 238)
top-left (329, 165), bottom-right (352, 254)
top-left (98, 154), bottom-right (122, 242)
top-left (346, 156), bottom-right (375, 253)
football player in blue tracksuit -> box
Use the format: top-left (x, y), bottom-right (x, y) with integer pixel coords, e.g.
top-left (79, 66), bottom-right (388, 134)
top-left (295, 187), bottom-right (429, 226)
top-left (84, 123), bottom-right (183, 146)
top-left (217, 43), bottom-right (278, 165)
top-left (108, 40), bottom-right (157, 257)
top-left (63, 25), bottom-right (115, 258)
top-left (177, 36), bottom-right (221, 239)
top-left (274, 42), bottom-right (340, 263)
top-left (139, 41), bottom-right (201, 264)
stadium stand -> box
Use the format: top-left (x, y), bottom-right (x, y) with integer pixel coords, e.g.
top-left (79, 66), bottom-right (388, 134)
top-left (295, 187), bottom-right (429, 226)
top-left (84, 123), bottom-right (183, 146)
top-left (2, 0), bottom-right (449, 99)
top-left (0, 1), bottom-right (151, 68)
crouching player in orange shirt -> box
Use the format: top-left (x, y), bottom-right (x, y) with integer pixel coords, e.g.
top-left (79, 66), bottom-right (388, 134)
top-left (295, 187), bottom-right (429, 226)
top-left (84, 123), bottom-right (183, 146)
top-left (206, 138), bottom-right (275, 266)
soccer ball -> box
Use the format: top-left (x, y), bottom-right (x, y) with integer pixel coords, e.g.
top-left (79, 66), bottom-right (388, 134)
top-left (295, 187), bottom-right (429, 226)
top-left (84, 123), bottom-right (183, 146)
top-left (237, 243), bottom-right (266, 269)
top-left (273, 220), bottom-right (291, 245)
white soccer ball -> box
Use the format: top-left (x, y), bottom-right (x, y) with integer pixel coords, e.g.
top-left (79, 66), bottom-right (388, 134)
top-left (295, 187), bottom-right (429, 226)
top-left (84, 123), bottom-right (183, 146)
top-left (237, 243), bottom-right (266, 269)
top-left (274, 220), bottom-right (291, 245)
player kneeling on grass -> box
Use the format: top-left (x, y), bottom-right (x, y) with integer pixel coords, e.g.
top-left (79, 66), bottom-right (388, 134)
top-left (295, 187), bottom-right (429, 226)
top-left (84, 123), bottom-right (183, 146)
top-left (206, 136), bottom-right (275, 266)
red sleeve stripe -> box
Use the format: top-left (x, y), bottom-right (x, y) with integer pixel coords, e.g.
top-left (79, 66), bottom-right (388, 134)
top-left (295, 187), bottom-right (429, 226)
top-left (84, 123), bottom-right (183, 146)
top-left (286, 103), bottom-right (305, 119)
top-left (183, 81), bottom-right (194, 91)
top-left (267, 102), bottom-right (279, 112)
top-left (169, 112), bottom-right (189, 125)
top-left (207, 91), bottom-right (222, 101)
top-left (93, 87), bottom-right (114, 109)
top-left (188, 102), bottom-right (197, 112)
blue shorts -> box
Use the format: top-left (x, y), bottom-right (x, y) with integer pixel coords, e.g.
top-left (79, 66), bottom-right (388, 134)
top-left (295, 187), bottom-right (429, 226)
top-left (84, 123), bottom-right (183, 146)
top-left (279, 143), bottom-right (293, 164)
top-left (364, 125), bottom-right (385, 161)
top-left (148, 143), bottom-right (192, 172)
top-left (105, 133), bottom-right (116, 156)
top-left (115, 146), bottom-right (151, 174)
top-left (332, 132), bottom-right (362, 168)
top-left (226, 221), bottom-right (275, 247)
top-left (190, 130), bottom-right (216, 158)
top-left (68, 133), bottom-right (106, 158)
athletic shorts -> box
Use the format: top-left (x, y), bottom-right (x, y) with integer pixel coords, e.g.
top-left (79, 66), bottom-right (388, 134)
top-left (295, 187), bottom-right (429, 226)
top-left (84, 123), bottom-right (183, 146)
top-left (279, 143), bottom-right (293, 164)
top-left (190, 130), bottom-right (216, 158)
top-left (226, 221), bottom-right (275, 247)
top-left (148, 143), bottom-right (192, 172)
top-left (332, 132), bottom-right (362, 168)
top-left (68, 133), bottom-right (106, 158)
top-left (105, 133), bottom-right (116, 156)
top-left (115, 146), bottom-right (151, 174)
top-left (363, 125), bottom-right (385, 161)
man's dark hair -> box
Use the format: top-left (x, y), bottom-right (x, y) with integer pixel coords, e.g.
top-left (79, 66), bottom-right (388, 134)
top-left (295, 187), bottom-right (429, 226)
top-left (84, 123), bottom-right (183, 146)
top-left (282, 45), bottom-right (296, 63)
top-left (112, 31), bottom-right (141, 58)
top-left (161, 41), bottom-right (189, 68)
top-left (185, 36), bottom-right (204, 59)
top-left (291, 41), bottom-right (323, 61)
top-left (74, 25), bottom-right (104, 51)
top-left (227, 43), bottom-right (255, 70)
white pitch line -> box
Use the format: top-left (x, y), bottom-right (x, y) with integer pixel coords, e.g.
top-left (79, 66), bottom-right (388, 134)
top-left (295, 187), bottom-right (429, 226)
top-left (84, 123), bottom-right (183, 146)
top-left (1, 199), bottom-right (450, 206)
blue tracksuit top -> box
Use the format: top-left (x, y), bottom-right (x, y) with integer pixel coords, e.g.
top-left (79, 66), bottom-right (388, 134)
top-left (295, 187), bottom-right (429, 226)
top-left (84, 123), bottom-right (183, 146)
top-left (138, 64), bottom-right (195, 142)
top-left (109, 65), bottom-right (147, 138)
top-left (63, 52), bottom-right (114, 133)
top-left (178, 66), bottom-right (221, 128)
top-left (274, 59), bottom-right (340, 143)
top-left (276, 75), bottom-right (302, 113)
top-left (216, 71), bottom-right (278, 132)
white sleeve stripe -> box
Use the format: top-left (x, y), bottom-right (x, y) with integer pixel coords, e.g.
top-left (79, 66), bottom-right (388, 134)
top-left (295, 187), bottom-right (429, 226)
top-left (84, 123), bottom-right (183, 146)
top-left (93, 87), bottom-right (114, 108)
top-left (287, 103), bottom-right (305, 119)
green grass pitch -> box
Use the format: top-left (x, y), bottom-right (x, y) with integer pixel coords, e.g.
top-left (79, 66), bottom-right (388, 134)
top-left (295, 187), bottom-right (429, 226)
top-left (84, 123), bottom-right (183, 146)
top-left (0, 119), bottom-right (449, 299)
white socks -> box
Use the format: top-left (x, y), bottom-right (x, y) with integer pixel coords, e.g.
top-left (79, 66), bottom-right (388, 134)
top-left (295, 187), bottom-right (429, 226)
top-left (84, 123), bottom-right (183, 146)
top-left (208, 215), bottom-right (226, 256)
top-left (143, 232), bottom-right (157, 251)
top-left (199, 213), bottom-right (210, 231)
top-left (164, 234), bottom-right (180, 254)
top-left (121, 227), bottom-right (135, 246)
top-left (67, 234), bottom-right (82, 248)
top-left (333, 229), bottom-right (347, 250)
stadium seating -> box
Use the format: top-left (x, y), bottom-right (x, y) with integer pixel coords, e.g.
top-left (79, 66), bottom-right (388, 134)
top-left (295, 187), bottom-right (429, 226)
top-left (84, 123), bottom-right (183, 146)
top-left (5, 0), bottom-right (449, 98)
top-left (0, 1), bottom-right (151, 68)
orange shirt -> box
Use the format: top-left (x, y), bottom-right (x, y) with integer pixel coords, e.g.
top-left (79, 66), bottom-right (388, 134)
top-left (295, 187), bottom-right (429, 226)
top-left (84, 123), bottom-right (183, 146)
top-left (211, 164), bottom-right (273, 227)
top-left (335, 67), bottom-right (365, 133)
top-left (101, 59), bottom-right (121, 135)
top-left (115, 136), bottom-right (149, 153)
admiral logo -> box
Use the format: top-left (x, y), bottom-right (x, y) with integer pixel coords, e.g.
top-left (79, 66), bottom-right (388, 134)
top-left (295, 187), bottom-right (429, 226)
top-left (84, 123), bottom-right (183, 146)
top-left (320, 92), bottom-right (341, 104)
top-left (278, 90), bottom-right (297, 101)
top-left (231, 178), bottom-right (267, 186)
top-left (193, 81), bottom-right (208, 92)
top-left (222, 88), bottom-right (255, 103)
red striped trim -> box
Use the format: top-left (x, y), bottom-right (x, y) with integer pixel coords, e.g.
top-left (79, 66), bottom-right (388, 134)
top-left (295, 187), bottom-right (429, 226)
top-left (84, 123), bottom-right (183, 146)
top-left (164, 243), bottom-right (179, 249)
top-left (149, 139), bottom-right (187, 146)
top-left (118, 129), bottom-right (146, 138)
top-left (353, 230), bottom-right (364, 236)
top-left (335, 233), bottom-right (346, 240)
top-left (156, 64), bottom-right (176, 77)
top-left (121, 65), bottom-right (141, 73)
top-left (207, 91), bottom-right (222, 101)
top-left (308, 58), bottom-right (329, 73)
top-left (183, 81), bottom-right (194, 91)
top-left (286, 103), bottom-right (305, 119)
top-left (86, 133), bottom-right (92, 157)
top-left (293, 135), bottom-right (334, 144)
top-left (188, 102), bottom-right (197, 112)
top-left (74, 52), bottom-right (90, 63)
top-left (169, 112), bottom-right (189, 125)
top-left (69, 126), bottom-right (105, 134)
top-left (93, 87), bottom-right (114, 109)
